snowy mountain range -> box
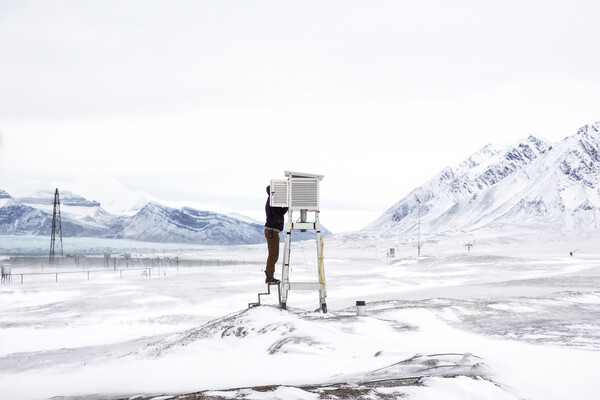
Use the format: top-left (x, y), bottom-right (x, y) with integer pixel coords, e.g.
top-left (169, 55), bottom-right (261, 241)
top-left (0, 190), bottom-right (329, 245)
top-left (3, 121), bottom-right (598, 245)
top-left (366, 121), bottom-right (600, 239)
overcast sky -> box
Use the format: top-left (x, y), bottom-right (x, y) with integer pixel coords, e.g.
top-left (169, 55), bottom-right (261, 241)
top-left (1, 0), bottom-right (599, 232)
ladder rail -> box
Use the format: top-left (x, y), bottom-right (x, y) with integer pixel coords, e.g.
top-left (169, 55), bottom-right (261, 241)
top-left (279, 210), bottom-right (327, 313)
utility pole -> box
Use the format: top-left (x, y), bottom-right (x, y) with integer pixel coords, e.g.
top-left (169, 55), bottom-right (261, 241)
top-left (49, 188), bottom-right (63, 264)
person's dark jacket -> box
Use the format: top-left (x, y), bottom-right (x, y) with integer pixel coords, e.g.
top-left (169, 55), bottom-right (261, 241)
top-left (265, 185), bottom-right (288, 231)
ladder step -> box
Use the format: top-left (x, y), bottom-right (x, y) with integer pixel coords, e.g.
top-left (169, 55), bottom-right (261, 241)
top-left (287, 282), bottom-right (324, 290)
top-left (248, 283), bottom-right (281, 309)
top-left (291, 222), bottom-right (316, 230)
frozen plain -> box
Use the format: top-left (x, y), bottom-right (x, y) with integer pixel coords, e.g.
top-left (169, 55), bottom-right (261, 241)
top-left (1, 235), bottom-right (600, 400)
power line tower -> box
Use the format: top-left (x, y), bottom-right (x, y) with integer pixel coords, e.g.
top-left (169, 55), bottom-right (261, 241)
top-left (49, 188), bottom-right (63, 264)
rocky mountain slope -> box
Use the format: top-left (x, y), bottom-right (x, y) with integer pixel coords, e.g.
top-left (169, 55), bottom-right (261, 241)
top-left (366, 121), bottom-right (600, 239)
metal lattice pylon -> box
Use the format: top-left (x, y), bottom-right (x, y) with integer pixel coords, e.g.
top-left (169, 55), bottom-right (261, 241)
top-left (49, 188), bottom-right (63, 263)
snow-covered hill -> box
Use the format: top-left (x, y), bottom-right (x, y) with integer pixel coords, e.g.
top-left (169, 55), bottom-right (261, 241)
top-left (366, 121), bottom-right (600, 239)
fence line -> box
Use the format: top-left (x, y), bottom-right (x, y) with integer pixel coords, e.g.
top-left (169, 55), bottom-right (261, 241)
top-left (10, 266), bottom-right (159, 284)
top-left (2, 256), bottom-right (261, 285)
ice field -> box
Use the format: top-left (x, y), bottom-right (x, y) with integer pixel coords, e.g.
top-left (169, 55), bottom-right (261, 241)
top-left (1, 236), bottom-right (600, 399)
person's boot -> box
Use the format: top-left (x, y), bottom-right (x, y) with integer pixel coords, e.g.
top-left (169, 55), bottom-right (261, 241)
top-left (265, 272), bottom-right (280, 284)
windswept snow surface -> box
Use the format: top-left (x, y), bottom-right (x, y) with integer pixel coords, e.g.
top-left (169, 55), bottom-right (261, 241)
top-left (1, 238), bottom-right (599, 399)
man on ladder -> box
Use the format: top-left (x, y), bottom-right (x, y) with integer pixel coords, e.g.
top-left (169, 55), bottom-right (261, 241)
top-left (264, 185), bottom-right (288, 284)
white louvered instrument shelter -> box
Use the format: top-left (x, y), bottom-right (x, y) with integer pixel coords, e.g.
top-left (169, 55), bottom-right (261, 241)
top-left (269, 179), bottom-right (289, 208)
top-left (269, 171), bottom-right (324, 211)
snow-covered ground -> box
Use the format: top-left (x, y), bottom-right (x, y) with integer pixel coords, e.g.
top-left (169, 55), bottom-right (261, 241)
top-left (1, 237), bottom-right (599, 399)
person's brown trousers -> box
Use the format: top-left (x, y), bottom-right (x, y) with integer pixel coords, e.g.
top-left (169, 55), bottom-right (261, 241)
top-left (265, 228), bottom-right (280, 278)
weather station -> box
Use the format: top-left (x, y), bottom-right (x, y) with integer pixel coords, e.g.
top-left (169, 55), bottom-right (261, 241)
top-left (270, 171), bottom-right (327, 313)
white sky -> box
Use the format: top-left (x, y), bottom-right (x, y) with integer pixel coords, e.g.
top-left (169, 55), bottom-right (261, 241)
top-left (1, 0), bottom-right (599, 232)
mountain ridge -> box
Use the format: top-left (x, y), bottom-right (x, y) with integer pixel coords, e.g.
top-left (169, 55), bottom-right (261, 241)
top-left (0, 193), bottom-right (330, 245)
top-left (365, 121), bottom-right (600, 238)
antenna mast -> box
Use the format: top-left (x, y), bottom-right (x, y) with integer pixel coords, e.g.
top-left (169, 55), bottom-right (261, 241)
top-left (49, 188), bottom-right (63, 263)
